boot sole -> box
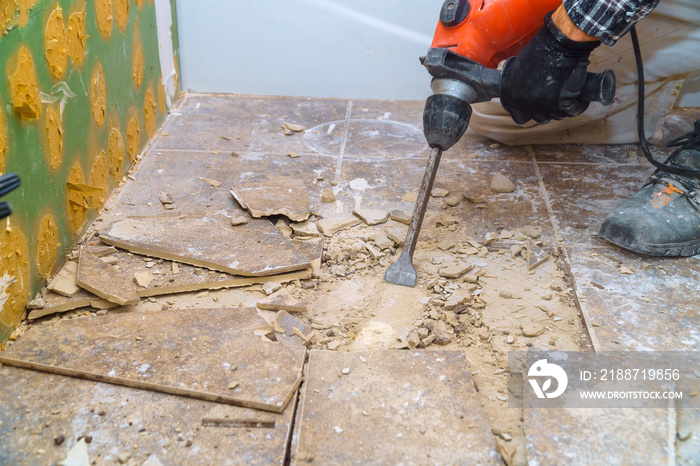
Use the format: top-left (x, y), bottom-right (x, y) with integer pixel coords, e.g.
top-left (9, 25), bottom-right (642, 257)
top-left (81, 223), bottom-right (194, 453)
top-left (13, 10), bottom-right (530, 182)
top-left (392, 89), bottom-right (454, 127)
top-left (602, 235), bottom-right (700, 258)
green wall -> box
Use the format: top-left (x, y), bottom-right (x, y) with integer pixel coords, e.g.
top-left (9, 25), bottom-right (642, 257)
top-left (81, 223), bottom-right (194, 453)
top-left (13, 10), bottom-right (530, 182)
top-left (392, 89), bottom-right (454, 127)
top-left (0, 0), bottom-right (177, 342)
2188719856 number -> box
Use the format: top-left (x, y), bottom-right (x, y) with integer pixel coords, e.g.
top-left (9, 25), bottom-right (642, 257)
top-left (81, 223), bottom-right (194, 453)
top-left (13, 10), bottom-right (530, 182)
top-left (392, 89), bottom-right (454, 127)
top-left (599, 368), bottom-right (680, 381)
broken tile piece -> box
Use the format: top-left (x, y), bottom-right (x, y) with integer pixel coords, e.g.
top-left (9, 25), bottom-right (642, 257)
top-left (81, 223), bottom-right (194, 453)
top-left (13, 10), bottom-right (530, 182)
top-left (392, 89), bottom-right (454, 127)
top-left (231, 216), bottom-right (248, 226)
top-left (521, 322), bottom-right (545, 338)
top-left (231, 175), bottom-right (311, 222)
top-left (47, 261), bottom-right (80, 297)
top-left (257, 289), bottom-right (308, 313)
top-left (100, 216), bottom-right (311, 277)
top-left (274, 310), bottom-right (312, 347)
top-left (290, 220), bottom-right (320, 237)
top-left (201, 178), bottom-right (222, 187)
top-left (134, 271), bottom-right (154, 288)
top-left (491, 173), bottom-right (515, 193)
top-left (321, 189), bottom-right (336, 203)
top-left (262, 282), bottom-right (282, 296)
top-left (159, 192), bottom-right (173, 205)
top-left (402, 191), bottom-right (418, 203)
top-left (431, 188), bottom-right (449, 198)
top-left (390, 210), bottom-right (411, 225)
top-left (316, 217), bottom-right (361, 236)
top-left (352, 208), bottom-right (389, 226)
top-left (444, 196), bottom-right (460, 207)
top-left (526, 239), bottom-right (550, 271)
top-left (519, 225), bottom-right (542, 239)
top-left (76, 249), bottom-right (140, 306)
top-left (283, 122), bottom-right (305, 132)
top-left (439, 262), bottom-right (473, 279)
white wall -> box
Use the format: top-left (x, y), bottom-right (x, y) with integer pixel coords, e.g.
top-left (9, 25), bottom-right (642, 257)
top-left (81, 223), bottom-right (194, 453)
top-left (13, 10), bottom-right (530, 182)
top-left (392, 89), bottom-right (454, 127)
top-left (176, 0), bottom-right (442, 100)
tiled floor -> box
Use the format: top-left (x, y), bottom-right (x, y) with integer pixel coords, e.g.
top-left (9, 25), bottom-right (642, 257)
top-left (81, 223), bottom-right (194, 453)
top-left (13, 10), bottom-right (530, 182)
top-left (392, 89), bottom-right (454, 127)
top-left (6, 94), bottom-right (700, 464)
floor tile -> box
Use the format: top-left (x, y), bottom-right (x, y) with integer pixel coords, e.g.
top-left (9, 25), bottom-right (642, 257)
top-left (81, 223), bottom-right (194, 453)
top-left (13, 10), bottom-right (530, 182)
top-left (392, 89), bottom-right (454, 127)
top-left (538, 162), bottom-right (654, 247)
top-left (0, 366), bottom-right (296, 465)
top-left (293, 350), bottom-right (501, 465)
top-left (525, 408), bottom-right (674, 465)
top-left (567, 246), bottom-right (700, 351)
top-left (154, 94), bottom-right (349, 154)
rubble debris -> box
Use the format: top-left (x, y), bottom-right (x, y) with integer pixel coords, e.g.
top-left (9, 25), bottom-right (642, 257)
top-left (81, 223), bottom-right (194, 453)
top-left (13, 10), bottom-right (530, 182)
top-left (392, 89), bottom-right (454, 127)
top-left (431, 188), bottom-right (449, 198)
top-left (290, 220), bottom-right (320, 237)
top-left (385, 227), bottom-right (406, 246)
top-left (58, 438), bottom-right (89, 466)
top-left (76, 249), bottom-right (140, 306)
top-left (27, 297), bottom-right (45, 310)
top-left (526, 239), bottom-right (550, 270)
top-left (231, 175), bottom-right (311, 222)
top-left (257, 289), bottom-right (308, 313)
top-left (47, 261), bottom-right (80, 297)
top-left (100, 216), bottom-right (312, 277)
top-left (424, 319), bottom-right (454, 345)
top-left (327, 340), bottom-right (341, 350)
top-left (521, 322), bottom-right (545, 338)
top-left (352, 208), bottom-right (389, 226)
top-left (402, 191), bottom-right (418, 202)
top-left (201, 178), bottom-right (222, 187)
top-left (134, 271), bottom-right (152, 288)
top-left (274, 310), bottom-right (312, 347)
top-left (282, 122), bottom-right (305, 135)
top-left (231, 216), bottom-right (248, 226)
top-left (444, 289), bottom-right (472, 310)
top-left (316, 216), bottom-right (361, 236)
top-left (519, 225), bottom-right (542, 239)
top-left (159, 192), bottom-right (173, 205)
top-left (444, 196), bottom-right (460, 207)
top-left (390, 210), bottom-right (411, 225)
top-left (262, 282), bottom-right (282, 295)
top-left (619, 265), bottom-right (634, 275)
top-left (287, 151), bottom-right (301, 158)
top-left (463, 189), bottom-right (488, 204)
top-left (276, 219), bottom-right (293, 238)
top-left (372, 233), bottom-right (394, 251)
top-left (439, 262), bottom-right (473, 279)
top-left (321, 189), bottom-right (336, 203)
top-left (490, 174), bottom-right (515, 193)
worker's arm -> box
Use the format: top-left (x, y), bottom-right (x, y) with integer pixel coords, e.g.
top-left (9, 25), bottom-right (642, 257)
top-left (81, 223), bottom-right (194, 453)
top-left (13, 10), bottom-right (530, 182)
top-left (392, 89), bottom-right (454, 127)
top-left (499, 1), bottom-right (659, 125)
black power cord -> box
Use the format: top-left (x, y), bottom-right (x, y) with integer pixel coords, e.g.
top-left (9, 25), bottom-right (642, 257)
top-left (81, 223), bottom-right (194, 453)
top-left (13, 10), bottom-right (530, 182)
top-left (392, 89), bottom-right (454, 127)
top-left (631, 26), bottom-right (700, 178)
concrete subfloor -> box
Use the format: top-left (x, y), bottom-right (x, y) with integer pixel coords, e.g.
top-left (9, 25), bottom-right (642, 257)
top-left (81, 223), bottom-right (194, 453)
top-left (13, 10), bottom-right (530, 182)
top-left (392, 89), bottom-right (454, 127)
top-left (3, 94), bottom-right (700, 464)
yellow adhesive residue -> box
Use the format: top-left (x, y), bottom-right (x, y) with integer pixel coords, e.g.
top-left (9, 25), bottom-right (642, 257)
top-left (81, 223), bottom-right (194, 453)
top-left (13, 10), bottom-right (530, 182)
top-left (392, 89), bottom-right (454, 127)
top-left (157, 76), bottom-right (166, 114)
top-left (131, 19), bottom-right (144, 89)
top-left (113, 0), bottom-right (129, 32)
top-left (94, 0), bottom-right (113, 39)
top-left (0, 98), bottom-right (7, 173)
top-left (44, 5), bottom-right (68, 78)
top-left (67, 6), bottom-right (88, 66)
top-left (17, 0), bottom-right (36, 28)
top-left (89, 150), bottom-right (109, 210)
top-left (66, 160), bottom-right (90, 233)
top-left (1, 2), bottom-right (17, 34)
top-left (0, 220), bottom-right (30, 329)
top-left (45, 105), bottom-right (63, 170)
top-left (143, 86), bottom-right (157, 137)
top-left (90, 61), bottom-right (107, 126)
top-left (134, 0), bottom-right (144, 7)
top-left (8, 47), bottom-right (42, 120)
top-left (36, 212), bottom-right (59, 278)
top-left (126, 112), bottom-right (140, 161)
top-left (108, 126), bottom-right (125, 181)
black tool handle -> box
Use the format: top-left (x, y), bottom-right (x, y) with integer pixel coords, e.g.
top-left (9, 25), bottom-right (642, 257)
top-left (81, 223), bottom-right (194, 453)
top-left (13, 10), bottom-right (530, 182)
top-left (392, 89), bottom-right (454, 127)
top-left (0, 201), bottom-right (11, 221)
top-left (580, 70), bottom-right (616, 105)
top-left (0, 173), bottom-right (20, 197)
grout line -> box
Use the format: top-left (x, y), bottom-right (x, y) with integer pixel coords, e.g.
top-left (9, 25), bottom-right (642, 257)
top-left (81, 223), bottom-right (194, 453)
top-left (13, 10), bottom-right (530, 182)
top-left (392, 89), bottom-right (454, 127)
top-left (335, 100), bottom-right (353, 182)
top-left (528, 146), bottom-right (598, 351)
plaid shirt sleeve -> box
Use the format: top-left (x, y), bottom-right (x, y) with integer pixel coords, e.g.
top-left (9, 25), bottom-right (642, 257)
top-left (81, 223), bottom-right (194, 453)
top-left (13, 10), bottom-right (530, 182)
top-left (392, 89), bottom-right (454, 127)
top-left (563, 0), bottom-right (660, 45)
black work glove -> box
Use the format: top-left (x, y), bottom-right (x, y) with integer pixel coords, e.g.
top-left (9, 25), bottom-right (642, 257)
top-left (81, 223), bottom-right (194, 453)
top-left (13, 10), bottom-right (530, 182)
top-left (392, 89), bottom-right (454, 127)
top-left (500, 11), bottom-right (600, 124)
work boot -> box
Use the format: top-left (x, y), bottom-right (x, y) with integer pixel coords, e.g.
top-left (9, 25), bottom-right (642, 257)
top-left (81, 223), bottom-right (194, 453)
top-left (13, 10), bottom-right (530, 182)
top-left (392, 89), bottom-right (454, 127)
top-left (599, 120), bottom-right (700, 257)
